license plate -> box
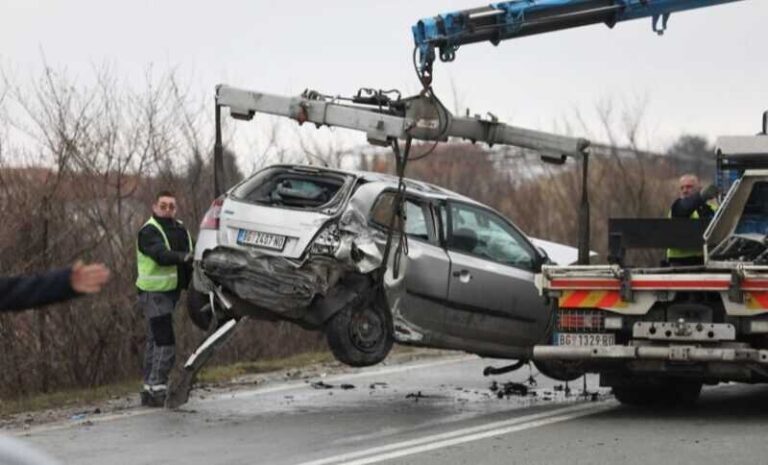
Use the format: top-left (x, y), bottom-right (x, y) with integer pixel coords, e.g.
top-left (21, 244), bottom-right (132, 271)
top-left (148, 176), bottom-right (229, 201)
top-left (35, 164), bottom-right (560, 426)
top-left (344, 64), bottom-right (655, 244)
top-left (555, 333), bottom-right (615, 347)
top-left (237, 229), bottom-right (286, 251)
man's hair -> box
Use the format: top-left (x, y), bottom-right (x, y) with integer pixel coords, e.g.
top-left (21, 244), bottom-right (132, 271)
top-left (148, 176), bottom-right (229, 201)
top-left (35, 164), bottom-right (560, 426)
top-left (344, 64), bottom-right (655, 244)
top-left (155, 190), bottom-right (176, 202)
top-left (679, 174), bottom-right (700, 184)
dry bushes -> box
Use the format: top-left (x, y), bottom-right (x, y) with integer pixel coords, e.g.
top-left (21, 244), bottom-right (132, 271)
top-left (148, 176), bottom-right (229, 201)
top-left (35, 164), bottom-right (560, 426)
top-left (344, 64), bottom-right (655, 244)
top-left (0, 67), bottom-right (323, 398)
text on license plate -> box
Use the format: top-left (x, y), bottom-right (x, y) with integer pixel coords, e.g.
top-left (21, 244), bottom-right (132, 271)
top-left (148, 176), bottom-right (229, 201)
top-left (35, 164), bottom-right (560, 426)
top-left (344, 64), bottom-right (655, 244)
top-left (237, 229), bottom-right (286, 250)
top-left (556, 333), bottom-right (615, 347)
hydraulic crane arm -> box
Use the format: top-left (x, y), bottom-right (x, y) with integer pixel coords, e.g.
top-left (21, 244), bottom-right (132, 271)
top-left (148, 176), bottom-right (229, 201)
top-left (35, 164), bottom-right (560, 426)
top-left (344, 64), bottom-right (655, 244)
top-left (413, 0), bottom-right (744, 80)
top-left (215, 84), bottom-right (588, 160)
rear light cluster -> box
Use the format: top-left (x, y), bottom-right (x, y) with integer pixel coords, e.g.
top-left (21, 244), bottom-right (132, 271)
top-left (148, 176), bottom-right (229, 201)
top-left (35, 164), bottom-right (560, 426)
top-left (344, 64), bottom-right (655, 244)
top-left (200, 196), bottom-right (224, 230)
top-left (557, 310), bottom-right (605, 332)
top-left (310, 222), bottom-right (341, 256)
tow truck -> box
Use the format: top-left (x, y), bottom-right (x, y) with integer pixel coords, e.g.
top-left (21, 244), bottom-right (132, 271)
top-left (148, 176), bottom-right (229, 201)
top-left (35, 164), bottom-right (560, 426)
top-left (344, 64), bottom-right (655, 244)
top-left (169, 0), bottom-right (746, 406)
top-left (534, 117), bottom-right (768, 405)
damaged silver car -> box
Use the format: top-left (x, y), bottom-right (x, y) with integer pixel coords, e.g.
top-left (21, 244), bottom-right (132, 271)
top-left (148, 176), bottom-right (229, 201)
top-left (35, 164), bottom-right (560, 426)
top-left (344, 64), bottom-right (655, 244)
top-left (189, 164), bottom-right (562, 367)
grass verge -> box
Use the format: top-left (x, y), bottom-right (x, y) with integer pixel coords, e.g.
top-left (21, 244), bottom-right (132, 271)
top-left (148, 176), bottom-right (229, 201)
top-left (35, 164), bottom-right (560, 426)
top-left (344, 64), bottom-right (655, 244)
top-left (0, 350), bottom-right (333, 418)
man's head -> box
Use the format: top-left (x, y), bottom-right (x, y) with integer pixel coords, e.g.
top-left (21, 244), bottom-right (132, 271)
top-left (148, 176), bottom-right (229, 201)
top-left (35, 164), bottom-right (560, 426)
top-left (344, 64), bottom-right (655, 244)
top-left (152, 190), bottom-right (177, 219)
top-left (678, 174), bottom-right (701, 199)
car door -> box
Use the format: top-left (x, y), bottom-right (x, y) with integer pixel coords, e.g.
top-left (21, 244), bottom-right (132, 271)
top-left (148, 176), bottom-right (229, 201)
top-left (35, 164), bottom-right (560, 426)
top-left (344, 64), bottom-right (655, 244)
top-left (369, 191), bottom-right (451, 337)
top-left (443, 201), bottom-right (549, 346)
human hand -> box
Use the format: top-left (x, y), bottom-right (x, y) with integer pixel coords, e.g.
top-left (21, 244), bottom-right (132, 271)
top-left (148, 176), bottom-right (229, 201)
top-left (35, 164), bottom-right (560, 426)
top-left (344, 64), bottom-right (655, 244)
top-left (70, 260), bottom-right (111, 294)
top-left (701, 184), bottom-right (719, 200)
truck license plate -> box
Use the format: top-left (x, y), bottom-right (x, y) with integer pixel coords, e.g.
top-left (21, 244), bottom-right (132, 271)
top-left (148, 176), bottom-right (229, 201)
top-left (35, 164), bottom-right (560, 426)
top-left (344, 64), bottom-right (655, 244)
top-left (237, 229), bottom-right (286, 251)
top-left (556, 333), bottom-right (615, 347)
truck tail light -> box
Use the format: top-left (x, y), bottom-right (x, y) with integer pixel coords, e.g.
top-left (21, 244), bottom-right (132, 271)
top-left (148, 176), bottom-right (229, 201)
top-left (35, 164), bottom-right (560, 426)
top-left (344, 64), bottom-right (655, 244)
top-left (200, 197), bottom-right (224, 230)
top-left (557, 310), bottom-right (605, 331)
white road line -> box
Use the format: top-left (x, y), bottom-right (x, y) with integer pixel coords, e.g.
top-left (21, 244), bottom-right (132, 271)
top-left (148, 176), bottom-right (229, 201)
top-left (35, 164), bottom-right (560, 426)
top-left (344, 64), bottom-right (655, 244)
top-left (11, 355), bottom-right (475, 436)
top-left (9, 409), bottom-right (159, 437)
top-left (295, 400), bottom-right (616, 465)
top-left (218, 355), bottom-right (476, 400)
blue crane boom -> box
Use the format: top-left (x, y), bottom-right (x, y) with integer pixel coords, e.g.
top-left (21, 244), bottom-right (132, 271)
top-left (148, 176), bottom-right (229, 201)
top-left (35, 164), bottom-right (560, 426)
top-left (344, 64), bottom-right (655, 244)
top-left (413, 0), bottom-right (744, 81)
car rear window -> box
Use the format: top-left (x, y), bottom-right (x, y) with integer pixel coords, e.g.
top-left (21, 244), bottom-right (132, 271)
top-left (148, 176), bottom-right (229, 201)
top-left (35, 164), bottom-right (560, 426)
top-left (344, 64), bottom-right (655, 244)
top-left (231, 167), bottom-right (351, 210)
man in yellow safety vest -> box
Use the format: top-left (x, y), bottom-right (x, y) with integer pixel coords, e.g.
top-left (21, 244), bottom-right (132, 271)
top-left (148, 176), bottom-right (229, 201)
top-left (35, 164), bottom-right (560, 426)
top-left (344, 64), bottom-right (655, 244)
top-left (666, 174), bottom-right (717, 266)
top-left (136, 190), bottom-right (193, 407)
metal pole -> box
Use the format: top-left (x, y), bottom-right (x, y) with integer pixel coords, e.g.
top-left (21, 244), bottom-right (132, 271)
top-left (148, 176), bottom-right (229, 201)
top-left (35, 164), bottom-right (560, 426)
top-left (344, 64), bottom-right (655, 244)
top-left (578, 152), bottom-right (590, 265)
top-left (214, 103), bottom-right (224, 197)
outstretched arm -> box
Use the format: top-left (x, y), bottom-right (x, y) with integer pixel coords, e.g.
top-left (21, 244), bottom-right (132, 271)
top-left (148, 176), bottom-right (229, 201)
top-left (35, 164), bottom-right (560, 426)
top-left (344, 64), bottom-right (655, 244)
top-left (0, 262), bottom-right (110, 312)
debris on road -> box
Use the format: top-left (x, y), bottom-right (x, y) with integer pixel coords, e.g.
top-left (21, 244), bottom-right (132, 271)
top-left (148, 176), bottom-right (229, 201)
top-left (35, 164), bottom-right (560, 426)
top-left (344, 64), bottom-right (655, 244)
top-left (405, 391), bottom-right (431, 401)
top-left (309, 381), bottom-right (356, 390)
top-left (489, 381), bottom-right (530, 399)
top-left (310, 381), bottom-right (335, 390)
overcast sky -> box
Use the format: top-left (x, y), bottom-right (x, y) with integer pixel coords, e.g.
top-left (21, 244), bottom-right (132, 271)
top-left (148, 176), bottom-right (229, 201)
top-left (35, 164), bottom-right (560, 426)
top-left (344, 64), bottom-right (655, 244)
top-left (1, 0), bottom-right (765, 156)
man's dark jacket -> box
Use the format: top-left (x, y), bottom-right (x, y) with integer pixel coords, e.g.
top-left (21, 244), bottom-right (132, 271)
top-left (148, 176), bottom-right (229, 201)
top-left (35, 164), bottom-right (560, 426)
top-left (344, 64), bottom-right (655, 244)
top-left (0, 268), bottom-right (78, 312)
top-left (137, 215), bottom-right (192, 293)
top-left (670, 192), bottom-right (716, 219)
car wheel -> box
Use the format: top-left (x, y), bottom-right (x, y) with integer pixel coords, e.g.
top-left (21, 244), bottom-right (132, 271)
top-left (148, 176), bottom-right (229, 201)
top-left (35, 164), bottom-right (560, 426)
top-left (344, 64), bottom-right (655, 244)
top-left (186, 289), bottom-right (213, 331)
top-left (613, 381), bottom-right (702, 407)
top-left (533, 359), bottom-right (584, 382)
top-left (325, 298), bottom-right (394, 367)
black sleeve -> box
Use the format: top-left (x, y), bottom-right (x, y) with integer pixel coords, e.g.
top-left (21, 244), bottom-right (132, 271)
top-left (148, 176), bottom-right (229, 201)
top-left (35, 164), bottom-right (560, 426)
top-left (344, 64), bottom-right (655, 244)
top-left (0, 268), bottom-right (79, 312)
top-left (138, 225), bottom-right (187, 266)
top-left (670, 193), bottom-right (708, 218)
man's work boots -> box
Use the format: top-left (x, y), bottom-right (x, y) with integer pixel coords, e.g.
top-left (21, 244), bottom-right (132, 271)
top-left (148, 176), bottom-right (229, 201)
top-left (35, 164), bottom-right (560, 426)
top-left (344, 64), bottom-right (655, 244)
top-left (140, 384), bottom-right (167, 408)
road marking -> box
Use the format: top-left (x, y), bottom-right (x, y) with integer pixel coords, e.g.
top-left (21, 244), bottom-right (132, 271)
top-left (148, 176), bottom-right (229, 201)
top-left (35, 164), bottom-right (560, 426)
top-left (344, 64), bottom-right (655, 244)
top-left (218, 355), bottom-right (476, 400)
top-left (11, 355), bottom-right (475, 436)
top-left (295, 400), bottom-right (616, 465)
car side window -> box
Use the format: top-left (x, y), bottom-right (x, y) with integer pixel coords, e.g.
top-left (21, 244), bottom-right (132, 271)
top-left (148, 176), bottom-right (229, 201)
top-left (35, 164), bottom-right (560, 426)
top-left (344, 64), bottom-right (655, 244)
top-left (448, 202), bottom-right (536, 270)
top-left (370, 192), bottom-right (431, 242)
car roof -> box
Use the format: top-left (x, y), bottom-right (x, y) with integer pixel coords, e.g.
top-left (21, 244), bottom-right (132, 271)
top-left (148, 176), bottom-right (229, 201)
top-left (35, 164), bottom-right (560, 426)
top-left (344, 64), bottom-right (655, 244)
top-left (275, 164), bottom-right (482, 205)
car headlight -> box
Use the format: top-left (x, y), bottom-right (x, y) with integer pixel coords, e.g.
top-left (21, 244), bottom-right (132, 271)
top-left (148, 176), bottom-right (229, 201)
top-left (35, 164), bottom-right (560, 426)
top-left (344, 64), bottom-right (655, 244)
top-left (310, 222), bottom-right (341, 256)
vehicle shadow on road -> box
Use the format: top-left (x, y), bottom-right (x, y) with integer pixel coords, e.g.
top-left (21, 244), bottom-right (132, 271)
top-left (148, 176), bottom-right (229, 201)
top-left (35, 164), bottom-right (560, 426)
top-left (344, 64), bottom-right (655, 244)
top-left (607, 383), bottom-right (768, 421)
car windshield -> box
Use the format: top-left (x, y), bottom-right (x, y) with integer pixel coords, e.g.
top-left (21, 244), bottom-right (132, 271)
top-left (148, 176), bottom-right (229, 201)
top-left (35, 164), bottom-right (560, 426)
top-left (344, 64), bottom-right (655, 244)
top-left (230, 167), bottom-right (352, 211)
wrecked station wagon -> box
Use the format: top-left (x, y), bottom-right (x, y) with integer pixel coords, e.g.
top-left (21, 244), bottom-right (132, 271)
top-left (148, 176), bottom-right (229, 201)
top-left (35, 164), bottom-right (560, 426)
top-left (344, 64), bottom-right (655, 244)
top-left (189, 164), bottom-right (570, 367)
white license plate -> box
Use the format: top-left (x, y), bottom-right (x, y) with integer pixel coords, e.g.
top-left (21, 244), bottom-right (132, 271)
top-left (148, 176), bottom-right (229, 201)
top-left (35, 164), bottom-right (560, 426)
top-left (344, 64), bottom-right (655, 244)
top-left (237, 229), bottom-right (286, 251)
top-left (556, 333), bottom-right (615, 347)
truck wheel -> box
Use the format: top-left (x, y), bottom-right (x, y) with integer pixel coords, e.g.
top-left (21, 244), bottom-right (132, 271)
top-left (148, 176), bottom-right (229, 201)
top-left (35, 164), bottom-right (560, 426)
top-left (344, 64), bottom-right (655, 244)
top-left (613, 381), bottom-right (702, 407)
top-left (612, 385), bottom-right (660, 406)
top-left (533, 359), bottom-right (584, 382)
top-left (186, 289), bottom-right (213, 331)
top-left (326, 299), bottom-right (393, 367)
top-left (667, 381), bottom-right (703, 406)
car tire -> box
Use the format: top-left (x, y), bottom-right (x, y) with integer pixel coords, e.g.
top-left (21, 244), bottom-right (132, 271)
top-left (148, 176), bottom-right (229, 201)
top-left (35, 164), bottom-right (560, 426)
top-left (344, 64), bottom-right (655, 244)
top-left (186, 289), bottom-right (213, 331)
top-left (613, 381), bottom-right (702, 407)
top-left (533, 359), bottom-right (584, 382)
top-left (325, 298), bottom-right (394, 367)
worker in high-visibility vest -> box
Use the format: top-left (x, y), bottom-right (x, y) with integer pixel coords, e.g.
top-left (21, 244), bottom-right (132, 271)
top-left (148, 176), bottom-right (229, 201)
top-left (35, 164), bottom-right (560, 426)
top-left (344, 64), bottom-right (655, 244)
top-left (667, 174), bottom-right (717, 266)
top-left (136, 190), bottom-right (193, 407)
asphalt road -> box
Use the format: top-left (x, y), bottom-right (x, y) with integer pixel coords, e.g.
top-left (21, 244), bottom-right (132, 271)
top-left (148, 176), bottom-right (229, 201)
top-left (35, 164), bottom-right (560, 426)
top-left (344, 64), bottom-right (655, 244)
top-left (12, 355), bottom-right (768, 465)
